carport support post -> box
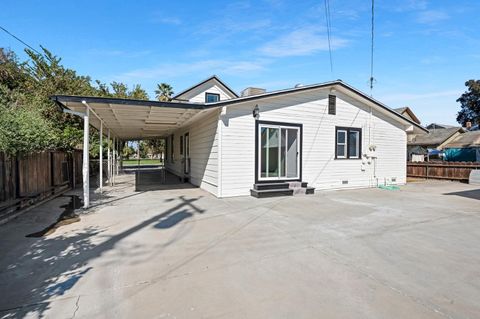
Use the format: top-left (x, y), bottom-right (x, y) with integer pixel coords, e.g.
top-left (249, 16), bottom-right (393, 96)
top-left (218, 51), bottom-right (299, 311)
top-left (82, 106), bottom-right (90, 209)
top-left (112, 137), bottom-right (116, 185)
top-left (99, 121), bottom-right (103, 193)
top-left (107, 129), bottom-right (111, 186)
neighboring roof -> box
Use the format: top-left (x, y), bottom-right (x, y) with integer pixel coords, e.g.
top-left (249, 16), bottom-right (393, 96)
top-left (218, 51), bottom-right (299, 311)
top-left (409, 127), bottom-right (463, 146)
top-left (444, 131), bottom-right (480, 148)
top-left (172, 75), bottom-right (239, 100)
top-left (394, 107), bottom-right (408, 113)
top-left (394, 106), bottom-right (421, 124)
top-left (426, 123), bottom-right (456, 130)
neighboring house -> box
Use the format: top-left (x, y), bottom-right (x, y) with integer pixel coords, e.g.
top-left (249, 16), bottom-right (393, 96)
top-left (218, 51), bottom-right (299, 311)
top-left (172, 75), bottom-right (238, 103)
top-left (394, 107), bottom-right (421, 125)
top-left (426, 123), bottom-right (456, 130)
top-left (407, 127), bottom-right (464, 161)
top-left (54, 76), bottom-right (426, 198)
top-left (394, 106), bottom-right (421, 146)
top-left (444, 131), bottom-right (480, 162)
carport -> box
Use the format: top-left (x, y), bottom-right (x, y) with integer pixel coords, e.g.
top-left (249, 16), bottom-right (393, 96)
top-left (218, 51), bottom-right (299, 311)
top-left (52, 95), bottom-right (211, 208)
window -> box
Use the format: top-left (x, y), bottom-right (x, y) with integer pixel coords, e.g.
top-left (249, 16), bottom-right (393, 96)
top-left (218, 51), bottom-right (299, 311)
top-left (328, 94), bottom-right (336, 115)
top-left (335, 127), bottom-right (361, 159)
top-left (205, 92), bottom-right (220, 103)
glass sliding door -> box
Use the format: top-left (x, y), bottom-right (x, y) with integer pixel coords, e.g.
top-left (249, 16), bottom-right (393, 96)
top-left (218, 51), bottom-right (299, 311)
top-left (259, 123), bottom-right (300, 181)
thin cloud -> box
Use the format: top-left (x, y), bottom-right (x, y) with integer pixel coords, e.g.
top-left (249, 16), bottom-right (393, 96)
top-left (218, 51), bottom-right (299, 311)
top-left (150, 11), bottom-right (182, 25)
top-left (391, 0), bottom-right (428, 12)
top-left (258, 28), bottom-right (348, 57)
top-left (416, 10), bottom-right (449, 24)
top-left (112, 59), bottom-right (268, 82)
top-left (157, 17), bottom-right (182, 25)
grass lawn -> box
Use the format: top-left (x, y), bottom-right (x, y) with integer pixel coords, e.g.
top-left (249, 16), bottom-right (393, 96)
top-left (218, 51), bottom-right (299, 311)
top-left (123, 159), bottom-right (163, 166)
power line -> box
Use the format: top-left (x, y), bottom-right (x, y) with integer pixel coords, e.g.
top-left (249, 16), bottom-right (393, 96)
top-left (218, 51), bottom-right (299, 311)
top-left (0, 25), bottom-right (42, 56)
top-left (369, 0), bottom-right (375, 95)
top-left (324, 0), bottom-right (333, 76)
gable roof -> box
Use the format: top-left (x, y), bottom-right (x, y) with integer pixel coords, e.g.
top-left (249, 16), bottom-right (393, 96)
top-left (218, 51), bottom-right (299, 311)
top-left (426, 123), bottom-right (456, 130)
top-left (444, 131), bottom-right (480, 148)
top-left (409, 127), bottom-right (464, 146)
top-left (394, 107), bottom-right (421, 124)
top-left (172, 75), bottom-right (239, 100)
top-left (210, 80), bottom-right (428, 133)
top-left (52, 79), bottom-right (429, 139)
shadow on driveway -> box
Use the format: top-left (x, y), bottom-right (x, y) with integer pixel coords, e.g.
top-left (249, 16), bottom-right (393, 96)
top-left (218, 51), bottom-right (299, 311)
top-left (0, 195), bottom-right (205, 318)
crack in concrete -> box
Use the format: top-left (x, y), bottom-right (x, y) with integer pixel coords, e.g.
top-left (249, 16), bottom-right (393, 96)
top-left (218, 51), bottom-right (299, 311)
top-left (71, 296), bottom-right (80, 319)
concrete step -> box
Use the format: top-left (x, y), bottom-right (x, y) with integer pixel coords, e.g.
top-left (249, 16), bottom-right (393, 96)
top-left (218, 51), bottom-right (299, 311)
top-left (250, 188), bottom-right (294, 198)
top-left (253, 183), bottom-right (290, 191)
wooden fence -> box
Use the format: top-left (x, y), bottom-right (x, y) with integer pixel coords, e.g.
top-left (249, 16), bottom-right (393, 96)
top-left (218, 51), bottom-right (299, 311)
top-left (0, 150), bottom-right (82, 222)
top-left (407, 161), bottom-right (480, 181)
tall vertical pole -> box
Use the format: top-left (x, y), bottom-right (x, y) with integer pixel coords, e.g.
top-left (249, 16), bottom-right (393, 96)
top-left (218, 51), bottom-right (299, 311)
top-left (107, 129), bottom-right (111, 186)
top-left (99, 121), bottom-right (103, 193)
top-left (113, 137), bottom-right (116, 185)
top-left (83, 107), bottom-right (90, 209)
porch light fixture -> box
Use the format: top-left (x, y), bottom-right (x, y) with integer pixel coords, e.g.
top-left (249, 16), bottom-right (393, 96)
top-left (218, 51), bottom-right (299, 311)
top-left (252, 104), bottom-right (260, 120)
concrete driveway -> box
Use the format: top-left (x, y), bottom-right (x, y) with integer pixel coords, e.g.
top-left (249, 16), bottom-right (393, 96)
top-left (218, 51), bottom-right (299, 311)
top-left (1, 175), bottom-right (479, 319)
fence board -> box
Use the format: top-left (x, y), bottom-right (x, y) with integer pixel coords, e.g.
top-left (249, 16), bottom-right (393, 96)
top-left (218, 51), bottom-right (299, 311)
top-left (0, 150), bottom-right (83, 221)
top-left (407, 161), bottom-right (480, 181)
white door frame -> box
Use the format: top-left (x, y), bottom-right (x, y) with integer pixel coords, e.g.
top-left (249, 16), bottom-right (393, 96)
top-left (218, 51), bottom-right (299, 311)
top-left (257, 122), bottom-right (301, 182)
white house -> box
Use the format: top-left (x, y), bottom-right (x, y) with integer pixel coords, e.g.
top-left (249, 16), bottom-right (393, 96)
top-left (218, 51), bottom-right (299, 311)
top-left (54, 75), bottom-right (427, 200)
top-left (162, 76), bottom-right (426, 197)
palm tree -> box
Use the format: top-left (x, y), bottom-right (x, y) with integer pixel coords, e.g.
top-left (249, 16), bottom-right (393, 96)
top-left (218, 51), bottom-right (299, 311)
top-left (155, 83), bottom-right (174, 101)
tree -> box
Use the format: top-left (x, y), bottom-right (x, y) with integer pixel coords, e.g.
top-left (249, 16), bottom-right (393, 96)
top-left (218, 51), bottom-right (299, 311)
top-left (122, 144), bottom-right (135, 160)
top-left (129, 84), bottom-right (149, 100)
top-left (0, 87), bottom-right (57, 155)
top-left (107, 81), bottom-right (149, 100)
top-left (0, 46), bottom-right (151, 155)
top-left (155, 83), bottom-right (174, 101)
top-left (143, 139), bottom-right (164, 158)
top-left (456, 80), bottom-right (480, 126)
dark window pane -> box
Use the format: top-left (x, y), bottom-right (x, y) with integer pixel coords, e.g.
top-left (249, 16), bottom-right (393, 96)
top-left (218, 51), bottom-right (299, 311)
top-left (348, 131), bottom-right (359, 158)
top-left (337, 130), bottom-right (346, 144)
top-left (268, 128), bottom-right (279, 177)
top-left (280, 128), bottom-right (286, 177)
top-left (261, 127), bottom-right (267, 177)
top-left (337, 144), bottom-right (345, 157)
top-left (206, 93), bottom-right (220, 103)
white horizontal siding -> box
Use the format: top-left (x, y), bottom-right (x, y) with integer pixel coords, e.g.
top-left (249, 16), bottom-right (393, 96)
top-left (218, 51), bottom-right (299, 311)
top-left (183, 83), bottom-right (233, 103)
top-left (220, 89), bottom-right (407, 197)
top-left (165, 109), bottom-right (220, 196)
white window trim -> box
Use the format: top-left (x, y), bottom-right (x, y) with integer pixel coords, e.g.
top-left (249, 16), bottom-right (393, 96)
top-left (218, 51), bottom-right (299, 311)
top-left (336, 130), bottom-right (347, 159)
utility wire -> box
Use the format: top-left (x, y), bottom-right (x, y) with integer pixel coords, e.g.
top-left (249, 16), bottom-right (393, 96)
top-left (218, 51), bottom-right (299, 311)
top-left (369, 0), bottom-right (375, 95)
top-left (0, 25), bottom-right (42, 56)
top-left (324, 0), bottom-right (333, 77)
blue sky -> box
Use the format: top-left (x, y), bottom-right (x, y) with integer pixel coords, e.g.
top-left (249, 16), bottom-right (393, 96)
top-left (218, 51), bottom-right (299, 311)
top-left (1, 0), bottom-right (479, 125)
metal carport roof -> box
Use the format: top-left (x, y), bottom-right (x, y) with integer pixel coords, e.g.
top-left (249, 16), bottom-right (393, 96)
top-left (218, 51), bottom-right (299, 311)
top-left (52, 95), bottom-right (216, 139)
